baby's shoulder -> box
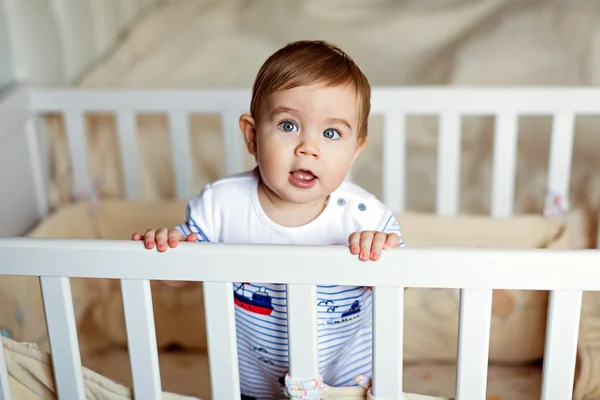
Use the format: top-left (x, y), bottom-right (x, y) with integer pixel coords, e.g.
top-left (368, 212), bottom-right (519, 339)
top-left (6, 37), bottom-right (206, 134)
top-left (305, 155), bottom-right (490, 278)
top-left (333, 181), bottom-right (392, 219)
top-left (189, 170), bottom-right (255, 209)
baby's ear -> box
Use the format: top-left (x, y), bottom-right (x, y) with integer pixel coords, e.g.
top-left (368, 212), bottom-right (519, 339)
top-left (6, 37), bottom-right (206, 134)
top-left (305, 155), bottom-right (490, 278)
top-left (239, 114), bottom-right (257, 155)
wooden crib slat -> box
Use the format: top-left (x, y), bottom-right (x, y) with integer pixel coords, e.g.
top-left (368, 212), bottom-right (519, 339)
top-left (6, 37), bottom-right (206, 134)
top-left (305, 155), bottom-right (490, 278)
top-left (168, 111), bottom-right (193, 200)
top-left (541, 290), bottom-right (582, 400)
top-left (287, 285), bottom-right (319, 387)
top-left (547, 112), bottom-right (575, 200)
top-left (0, 329), bottom-right (11, 400)
top-left (382, 113), bottom-right (407, 212)
top-left (39, 276), bottom-right (85, 399)
top-left (221, 111), bottom-right (245, 176)
top-left (455, 288), bottom-right (493, 400)
top-left (490, 112), bottom-right (518, 217)
top-left (372, 287), bottom-right (404, 398)
top-left (116, 111), bottom-right (141, 199)
top-left (203, 282), bottom-right (241, 399)
top-left (120, 279), bottom-right (161, 399)
top-left (436, 112), bottom-right (462, 216)
top-left (64, 111), bottom-right (91, 197)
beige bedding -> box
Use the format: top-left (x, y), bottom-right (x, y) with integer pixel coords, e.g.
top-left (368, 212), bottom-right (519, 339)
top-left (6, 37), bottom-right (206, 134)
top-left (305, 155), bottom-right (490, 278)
top-left (45, 0), bottom-right (600, 246)
top-left (83, 347), bottom-right (542, 400)
top-left (0, 199), bottom-right (592, 398)
top-left (2, 337), bottom-right (450, 399)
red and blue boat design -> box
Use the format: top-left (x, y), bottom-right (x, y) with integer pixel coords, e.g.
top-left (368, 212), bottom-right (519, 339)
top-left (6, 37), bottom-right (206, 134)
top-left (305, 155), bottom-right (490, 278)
top-left (234, 283), bottom-right (274, 315)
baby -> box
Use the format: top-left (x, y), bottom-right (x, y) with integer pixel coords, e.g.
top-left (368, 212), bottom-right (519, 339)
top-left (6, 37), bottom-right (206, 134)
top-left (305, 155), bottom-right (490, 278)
top-left (132, 40), bottom-right (405, 399)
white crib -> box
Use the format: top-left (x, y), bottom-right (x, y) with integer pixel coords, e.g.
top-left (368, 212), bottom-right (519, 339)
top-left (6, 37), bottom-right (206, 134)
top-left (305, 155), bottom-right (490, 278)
top-left (0, 84), bottom-right (598, 399)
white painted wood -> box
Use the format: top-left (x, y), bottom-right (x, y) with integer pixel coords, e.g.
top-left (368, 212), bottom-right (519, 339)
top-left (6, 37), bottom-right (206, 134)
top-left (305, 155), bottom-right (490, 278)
top-left (382, 113), bottom-right (406, 212)
top-left (221, 111), bottom-right (244, 175)
top-left (63, 110), bottom-right (91, 198)
top-left (3, 239), bottom-right (600, 291)
top-left (541, 290), bottom-right (582, 400)
top-left (25, 117), bottom-right (50, 219)
top-left (203, 282), bottom-right (241, 399)
top-left (31, 88), bottom-right (252, 113)
top-left (547, 112), bottom-right (575, 201)
top-left (436, 112), bottom-right (462, 216)
top-left (369, 87), bottom-right (600, 114)
top-left (287, 285), bottom-right (319, 385)
top-left (168, 111), bottom-right (193, 200)
top-left (0, 328), bottom-right (11, 400)
top-left (455, 289), bottom-right (493, 400)
top-left (30, 87), bottom-right (600, 115)
top-left (121, 279), bottom-right (161, 399)
top-left (0, 85), bottom-right (44, 237)
top-left (116, 111), bottom-right (141, 199)
top-left (490, 112), bottom-right (518, 217)
top-left (39, 276), bottom-right (85, 399)
top-left (372, 287), bottom-right (404, 398)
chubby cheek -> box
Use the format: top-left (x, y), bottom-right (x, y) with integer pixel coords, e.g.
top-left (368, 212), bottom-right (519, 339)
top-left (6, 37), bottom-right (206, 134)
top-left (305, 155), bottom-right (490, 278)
top-left (321, 148), bottom-right (356, 182)
top-left (256, 142), bottom-right (287, 182)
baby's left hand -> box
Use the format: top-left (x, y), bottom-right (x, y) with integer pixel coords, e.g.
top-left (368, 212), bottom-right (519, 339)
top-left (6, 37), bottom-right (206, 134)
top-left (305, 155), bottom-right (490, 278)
top-left (348, 231), bottom-right (401, 261)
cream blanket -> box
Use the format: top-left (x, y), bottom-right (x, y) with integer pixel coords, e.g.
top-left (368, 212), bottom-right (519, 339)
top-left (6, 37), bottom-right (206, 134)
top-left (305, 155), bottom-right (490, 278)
top-left (1, 338), bottom-right (449, 399)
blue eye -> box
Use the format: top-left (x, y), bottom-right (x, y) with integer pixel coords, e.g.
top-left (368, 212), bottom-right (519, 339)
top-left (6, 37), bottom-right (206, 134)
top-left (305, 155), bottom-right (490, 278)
top-left (323, 128), bottom-right (341, 139)
top-left (279, 120), bottom-right (298, 132)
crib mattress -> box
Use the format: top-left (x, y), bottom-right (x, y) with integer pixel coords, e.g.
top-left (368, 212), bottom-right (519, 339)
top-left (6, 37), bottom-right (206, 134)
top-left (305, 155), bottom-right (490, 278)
top-left (83, 348), bottom-right (541, 400)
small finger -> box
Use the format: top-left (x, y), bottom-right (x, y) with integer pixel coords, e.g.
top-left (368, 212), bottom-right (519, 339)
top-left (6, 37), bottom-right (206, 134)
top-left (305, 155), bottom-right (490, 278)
top-left (370, 232), bottom-right (388, 261)
top-left (155, 227), bottom-right (169, 252)
top-left (132, 232), bottom-right (141, 241)
top-left (359, 231), bottom-right (375, 261)
top-left (348, 232), bottom-right (361, 255)
top-left (167, 229), bottom-right (183, 248)
top-left (383, 233), bottom-right (400, 250)
top-left (185, 232), bottom-right (198, 242)
top-left (143, 229), bottom-right (156, 250)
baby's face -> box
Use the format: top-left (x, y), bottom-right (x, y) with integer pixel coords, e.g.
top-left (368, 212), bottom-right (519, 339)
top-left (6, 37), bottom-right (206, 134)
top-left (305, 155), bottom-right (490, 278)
top-left (254, 83), bottom-right (363, 206)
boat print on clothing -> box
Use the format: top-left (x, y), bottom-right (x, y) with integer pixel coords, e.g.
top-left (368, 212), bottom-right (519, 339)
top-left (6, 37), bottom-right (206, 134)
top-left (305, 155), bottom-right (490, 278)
top-left (320, 299), bottom-right (362, 325)
top-left (233, 283), bottom-right (274, 315)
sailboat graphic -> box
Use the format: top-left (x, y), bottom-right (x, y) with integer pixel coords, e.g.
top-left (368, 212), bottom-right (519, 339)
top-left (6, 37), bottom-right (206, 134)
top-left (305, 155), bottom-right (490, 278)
top-left (326, 300), bottom-right (362, 325)
top-left (234, 283), bottom-right (274, 315)
top-left (341, 300), bottom-right (361, 318)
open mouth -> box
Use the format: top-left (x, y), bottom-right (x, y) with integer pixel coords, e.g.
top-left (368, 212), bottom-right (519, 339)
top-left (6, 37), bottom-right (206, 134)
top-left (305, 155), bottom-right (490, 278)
top-left (289, 169), bottom-right (318, 188)
top-left (291, 169), bottom-right (317, 181)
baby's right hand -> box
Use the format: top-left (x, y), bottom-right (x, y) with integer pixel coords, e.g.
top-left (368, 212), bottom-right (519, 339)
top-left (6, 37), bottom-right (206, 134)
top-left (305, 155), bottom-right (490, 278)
top-left (132, 228), bottom-right (198, 252)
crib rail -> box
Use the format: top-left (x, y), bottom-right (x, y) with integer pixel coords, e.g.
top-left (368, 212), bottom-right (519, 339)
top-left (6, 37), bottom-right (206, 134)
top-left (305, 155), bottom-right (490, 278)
top-left (0, 238), bottom-right (595, 399)
top-left (29, 87), bottom-right (599, 215)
